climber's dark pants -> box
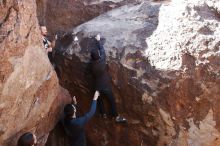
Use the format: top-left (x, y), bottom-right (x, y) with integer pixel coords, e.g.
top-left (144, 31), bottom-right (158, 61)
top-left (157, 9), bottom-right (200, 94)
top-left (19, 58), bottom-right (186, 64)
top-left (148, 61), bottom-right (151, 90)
top-left (97, 88), bottom-right (118, 117)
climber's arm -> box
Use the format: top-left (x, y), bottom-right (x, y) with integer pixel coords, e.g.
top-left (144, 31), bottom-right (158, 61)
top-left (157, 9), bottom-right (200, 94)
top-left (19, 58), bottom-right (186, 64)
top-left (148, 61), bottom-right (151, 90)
top-left (80, 91), bottom-right (99, 126)
top-left (95, 34), bottom-right (106, 60)
top-left (71, 96), bottom-right (77, 105)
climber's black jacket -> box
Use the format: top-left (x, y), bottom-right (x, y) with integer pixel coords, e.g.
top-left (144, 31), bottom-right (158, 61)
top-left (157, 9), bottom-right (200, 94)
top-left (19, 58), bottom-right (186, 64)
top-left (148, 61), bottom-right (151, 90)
top-left (91, 41), bottom-right (111, 90)
top-left (62, 100), bottom-right (97, 146)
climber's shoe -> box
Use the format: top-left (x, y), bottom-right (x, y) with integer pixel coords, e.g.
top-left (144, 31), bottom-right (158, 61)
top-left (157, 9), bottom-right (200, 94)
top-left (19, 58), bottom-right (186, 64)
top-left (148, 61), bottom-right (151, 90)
top-left (115, 116), bottom-right (127, 123)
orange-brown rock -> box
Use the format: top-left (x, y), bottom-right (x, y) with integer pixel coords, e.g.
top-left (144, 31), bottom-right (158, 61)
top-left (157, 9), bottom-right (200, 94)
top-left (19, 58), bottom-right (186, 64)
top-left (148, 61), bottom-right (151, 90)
top-left (1, 0), bottom-right (219, 146)
top-left (0, 0), bottom-right (70, 145)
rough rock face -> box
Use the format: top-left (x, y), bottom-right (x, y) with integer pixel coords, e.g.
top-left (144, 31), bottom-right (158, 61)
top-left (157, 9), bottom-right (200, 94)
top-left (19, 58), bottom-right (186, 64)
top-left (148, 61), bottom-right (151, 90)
top-left (48, 0), bottom-right (220, 146)
top-left (0, 0), bottom-right (70, 146)
top-left (1, 0), bottom-right (219, 145)
top-left (146, 0), bottom-right (220, 70)
top-left (145, 0), bottom-right (220, 145)
top-left (36, 0), bottom-right (138, 35)
top-left (50, 2), bottom-right (163, 146)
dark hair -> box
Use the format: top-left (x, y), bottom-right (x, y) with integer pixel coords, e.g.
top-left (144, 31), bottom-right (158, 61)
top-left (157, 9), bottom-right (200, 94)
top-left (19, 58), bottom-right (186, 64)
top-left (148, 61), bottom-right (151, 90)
top-left (17, 132), bottom-right (35, 146)
top-left (64, 104), bottom-right (76, 118)
top-left (91, 49), bottom-right (101, 61)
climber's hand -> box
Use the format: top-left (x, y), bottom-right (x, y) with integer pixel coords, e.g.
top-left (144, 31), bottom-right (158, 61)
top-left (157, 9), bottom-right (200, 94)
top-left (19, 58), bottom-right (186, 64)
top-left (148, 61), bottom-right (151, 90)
top-left (93, 91), bottom-right (100, 100)
top-left (95, 34), bottom-right (101, 41)
top-left (74, 36), bottom-right (78, 42)
top-left (72, 96), bottom-right (77, 104)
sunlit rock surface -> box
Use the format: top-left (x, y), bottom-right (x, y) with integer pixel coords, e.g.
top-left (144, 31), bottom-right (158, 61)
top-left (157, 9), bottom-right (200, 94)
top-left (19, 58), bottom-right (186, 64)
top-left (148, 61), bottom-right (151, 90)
top-left (0, 0), bottom-right (219, 145)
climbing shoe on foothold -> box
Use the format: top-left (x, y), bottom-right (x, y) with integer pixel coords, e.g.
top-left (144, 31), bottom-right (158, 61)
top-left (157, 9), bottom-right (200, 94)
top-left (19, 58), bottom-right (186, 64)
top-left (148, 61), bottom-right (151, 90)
top-left (115, 116), bottom-right (127, 123)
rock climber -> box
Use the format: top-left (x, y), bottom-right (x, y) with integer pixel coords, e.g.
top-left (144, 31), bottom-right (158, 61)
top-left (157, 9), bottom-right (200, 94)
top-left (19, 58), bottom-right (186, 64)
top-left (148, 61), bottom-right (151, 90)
top-left (90, 34), bottom-right (127, 123)
top-left (17, 132), bottom-right (37, 146)
top-left (40, 26), bottom-right (57, 65)
top-left (62, 91), bottom-right (100, 146)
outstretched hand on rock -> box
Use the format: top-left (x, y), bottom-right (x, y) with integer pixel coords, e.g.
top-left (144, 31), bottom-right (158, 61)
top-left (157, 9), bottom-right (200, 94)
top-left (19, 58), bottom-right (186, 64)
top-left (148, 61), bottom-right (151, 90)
top-left (72, 96), bottom-right (77, 104)
top-left (93, 91), bottom-right (100, 100)
top-left (95, 34), bottom-right (101, 41)
top-left (74, 36), bottom-right (78, 42)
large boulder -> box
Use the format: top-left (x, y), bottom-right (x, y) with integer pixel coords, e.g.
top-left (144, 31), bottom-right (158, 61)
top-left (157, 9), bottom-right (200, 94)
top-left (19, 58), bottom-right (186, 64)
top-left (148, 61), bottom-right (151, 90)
top-left (36, 0), bottom-right (139, 35)
top-left (145, 0), bottom-right (220, 145)
top-left (52, 2), bottom-right (162, 146)
top-left (0, 0), bottom-right (70, 145)
top-left (51, 0), bottom-right (220, 146)
top-left (146, 0), bottom-right (220, 70)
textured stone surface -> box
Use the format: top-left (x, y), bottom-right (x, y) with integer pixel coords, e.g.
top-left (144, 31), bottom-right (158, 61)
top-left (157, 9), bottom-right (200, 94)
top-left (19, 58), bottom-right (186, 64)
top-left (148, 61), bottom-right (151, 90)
top-left (36, 0), bottom-right (138, 35)
top-left (0, 0), bottom-right (70, 145)
top-left (0, 0), bottom-right (219, 145)
top-left (146, 0), bottom-right (220, 70)
top-left (145, 0), bottom-right (220, 145)
top-left (50, 2), bottom-right (163, 146)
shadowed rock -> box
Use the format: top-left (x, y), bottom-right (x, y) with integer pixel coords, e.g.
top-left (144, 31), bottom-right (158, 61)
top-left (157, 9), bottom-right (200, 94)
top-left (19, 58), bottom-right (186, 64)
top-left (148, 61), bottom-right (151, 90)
top-left (0, 0), bottom-right (70, 145)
